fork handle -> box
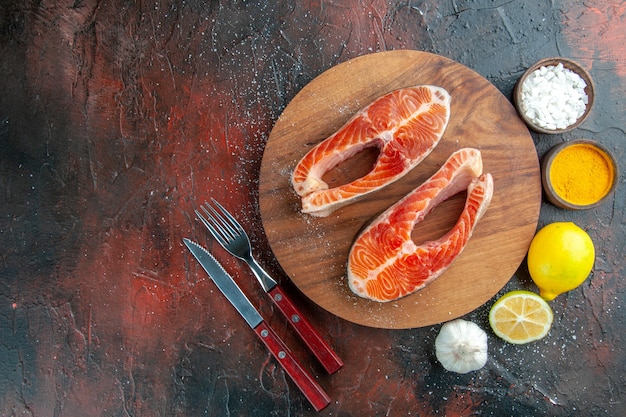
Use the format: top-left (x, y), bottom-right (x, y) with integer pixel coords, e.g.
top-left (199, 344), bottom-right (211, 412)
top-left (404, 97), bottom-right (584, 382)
top-left (268, 286), bottom-right (344, 374)
top-left (254, 321), bottom-right (331, 411)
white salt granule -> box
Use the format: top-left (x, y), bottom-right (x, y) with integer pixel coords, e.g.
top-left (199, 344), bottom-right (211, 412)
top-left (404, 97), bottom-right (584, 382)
top-left (520, 63), bottom-right (588, 130)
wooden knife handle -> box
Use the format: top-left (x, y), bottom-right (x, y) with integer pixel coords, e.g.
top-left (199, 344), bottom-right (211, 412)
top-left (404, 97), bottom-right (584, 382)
top-left (253, 321), bottom-right (331, 411)
top-left (268, 285), bottom-right (343, 374)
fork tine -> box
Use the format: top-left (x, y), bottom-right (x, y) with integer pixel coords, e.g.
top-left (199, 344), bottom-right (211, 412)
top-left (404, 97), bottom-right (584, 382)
top-left (210, 198), bottom-right (245, 235)
top-left (201, 205), bottom-right (233, 239)
top-left (204, 205), bottom-right (234, 238)
top-left (196, 198), bottom-right (247, 247)
top-left (195, 208), bottom-right (229, 247)
top-left (202, 202), bottom-right (239, 243)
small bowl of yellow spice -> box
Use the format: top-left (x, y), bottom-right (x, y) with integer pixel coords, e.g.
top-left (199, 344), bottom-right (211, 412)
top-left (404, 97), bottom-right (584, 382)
top-left (542, 139), bottom-right (618, 210)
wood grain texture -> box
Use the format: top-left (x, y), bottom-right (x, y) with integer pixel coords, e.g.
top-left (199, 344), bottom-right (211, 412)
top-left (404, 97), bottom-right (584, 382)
top-left (258, 50), bottom-right (541, 329)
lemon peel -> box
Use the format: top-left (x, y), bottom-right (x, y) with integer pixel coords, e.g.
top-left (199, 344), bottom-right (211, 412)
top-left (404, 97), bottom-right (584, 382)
top-left (527, 222), bottom-right (595, 301)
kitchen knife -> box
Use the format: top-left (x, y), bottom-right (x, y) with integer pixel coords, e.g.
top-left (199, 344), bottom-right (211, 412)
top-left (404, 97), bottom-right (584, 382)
top-left (183, 238), bottom-right (331, 411)
top-left (195, 199), bottom-right (343, 374)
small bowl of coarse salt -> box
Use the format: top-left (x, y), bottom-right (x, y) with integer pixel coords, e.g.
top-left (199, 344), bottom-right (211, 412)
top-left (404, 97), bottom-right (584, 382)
top-left (514, 57), bottom-right (594, 134)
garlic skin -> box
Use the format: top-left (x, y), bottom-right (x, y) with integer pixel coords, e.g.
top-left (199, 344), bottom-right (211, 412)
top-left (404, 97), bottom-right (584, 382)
top-left (435, 319), bottom-right (488, 374)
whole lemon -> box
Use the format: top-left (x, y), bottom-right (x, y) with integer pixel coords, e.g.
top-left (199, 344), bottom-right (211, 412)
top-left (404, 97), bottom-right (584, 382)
top-left (527, 222), bottom-right (595, 301)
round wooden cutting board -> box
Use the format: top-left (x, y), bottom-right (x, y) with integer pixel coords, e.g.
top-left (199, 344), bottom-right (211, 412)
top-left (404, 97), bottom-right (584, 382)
top-left (258, 50), bottom-right (541, 329)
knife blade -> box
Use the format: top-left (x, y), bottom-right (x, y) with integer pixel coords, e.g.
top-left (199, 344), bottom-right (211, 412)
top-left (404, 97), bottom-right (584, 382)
top-left (183, 238), bottom-right (331, 411)
top-left (194, 200), bottom-right (343, 374)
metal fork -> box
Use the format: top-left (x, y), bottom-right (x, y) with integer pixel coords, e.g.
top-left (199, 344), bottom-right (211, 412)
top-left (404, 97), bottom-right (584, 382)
top-left (196, 198), bottom-right (343, 374)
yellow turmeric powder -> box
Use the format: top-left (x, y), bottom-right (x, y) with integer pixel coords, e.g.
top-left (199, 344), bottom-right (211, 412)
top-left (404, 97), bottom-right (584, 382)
top-left (549, 143), bottom-right (614, 206)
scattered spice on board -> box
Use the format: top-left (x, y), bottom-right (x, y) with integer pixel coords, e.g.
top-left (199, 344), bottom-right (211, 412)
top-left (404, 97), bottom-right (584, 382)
top-left (548, 143), bottom-right (615, 206)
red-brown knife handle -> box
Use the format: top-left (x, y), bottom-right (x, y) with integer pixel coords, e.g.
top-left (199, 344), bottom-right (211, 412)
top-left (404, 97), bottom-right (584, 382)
top-left (253, 321), bottom-right (331, 411)
top-left (268, 286), bottom-right (343, 374)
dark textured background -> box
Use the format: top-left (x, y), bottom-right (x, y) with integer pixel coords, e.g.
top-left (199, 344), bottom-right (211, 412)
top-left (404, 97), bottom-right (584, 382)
top-left (1, 1), bottom-right (624, 416)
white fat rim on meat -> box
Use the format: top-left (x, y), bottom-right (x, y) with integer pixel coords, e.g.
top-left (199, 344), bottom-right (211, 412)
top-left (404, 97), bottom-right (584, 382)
top-left (297, 85), bottom-right (451, 200)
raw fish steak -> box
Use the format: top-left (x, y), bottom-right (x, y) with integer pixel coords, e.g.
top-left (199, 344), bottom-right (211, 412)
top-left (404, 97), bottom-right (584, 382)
top-left (347, 148), bottom-right (494, 302)
top-left (291, 86), bottom-right (451, 217)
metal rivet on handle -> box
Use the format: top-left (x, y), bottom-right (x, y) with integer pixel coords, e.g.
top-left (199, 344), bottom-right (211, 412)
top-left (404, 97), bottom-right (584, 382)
top-left (261, 329), bottom-right (269, 337)
top-left (274, 293), bottom-right (283, 302)
top-left (291, 314), bottom-right (300, 323)
top-left (278, 351), bottom-right (286, 359)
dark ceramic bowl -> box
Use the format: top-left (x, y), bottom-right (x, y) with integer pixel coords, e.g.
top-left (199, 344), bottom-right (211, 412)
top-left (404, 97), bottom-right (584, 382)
top-left (541, 139), bottom-right (618, 210)
top-left (514, 58), bottom-right (595, 134)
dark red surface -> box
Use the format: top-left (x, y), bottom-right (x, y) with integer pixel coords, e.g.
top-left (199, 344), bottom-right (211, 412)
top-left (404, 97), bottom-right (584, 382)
top-left (0, 1), bottom-right (624, 416)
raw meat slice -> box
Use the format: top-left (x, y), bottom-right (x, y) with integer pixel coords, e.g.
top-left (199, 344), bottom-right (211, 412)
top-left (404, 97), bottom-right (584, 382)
top-left (291, 85), bottom-right (451, 217)
top-left (347, 148), bottom-right (494, 302)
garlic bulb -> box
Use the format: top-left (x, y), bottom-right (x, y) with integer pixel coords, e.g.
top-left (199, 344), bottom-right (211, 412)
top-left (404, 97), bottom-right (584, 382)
top-left (435, 319), bottom-right (488, 374)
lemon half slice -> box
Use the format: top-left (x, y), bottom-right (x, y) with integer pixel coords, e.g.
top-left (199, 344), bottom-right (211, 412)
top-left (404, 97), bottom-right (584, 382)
top-left (489, 290), bottom-right (553, 344)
